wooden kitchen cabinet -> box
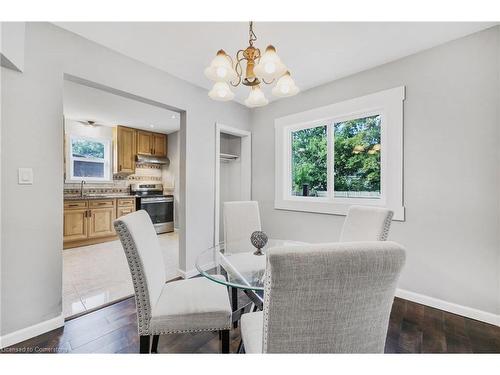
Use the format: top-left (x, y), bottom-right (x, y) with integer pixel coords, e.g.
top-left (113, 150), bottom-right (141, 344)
top-left (117, 198), bottom-right (136, 218)
top-left (114, 126), bottom-right (136, 174)
top-left (64, 197), bottom-right (136, 249)
top-left (136, 130), bottom-right (167, 157)
top-left (63, 206), bottom-right (88, 242)
top-left (136, 130), bottom-right (153, 155)
top-left (152, 133), bottom-right (167, 157)
top-left (88, 206), bottom-right (116, 239)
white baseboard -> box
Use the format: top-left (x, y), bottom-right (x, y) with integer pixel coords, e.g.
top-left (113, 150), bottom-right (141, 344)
top-left (0, 314), bottom-right (64, 349)
top-left (396, 288), bottom-right (500, 327)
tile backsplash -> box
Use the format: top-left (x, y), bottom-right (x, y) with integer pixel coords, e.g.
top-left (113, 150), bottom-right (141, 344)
top-left (64, 164), bottom-right (164, 195)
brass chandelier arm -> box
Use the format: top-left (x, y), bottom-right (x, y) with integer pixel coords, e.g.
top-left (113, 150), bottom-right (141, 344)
top-left (261, 78), bottom-right (275, 85)
top-left (230, 49), bottom-right (246, 87)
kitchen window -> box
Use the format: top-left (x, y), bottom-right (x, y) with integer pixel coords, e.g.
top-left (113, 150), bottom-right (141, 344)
top-left (275, 87), bottom-right (405, 220)
top-left (66, 135), bottom-right (112, 182)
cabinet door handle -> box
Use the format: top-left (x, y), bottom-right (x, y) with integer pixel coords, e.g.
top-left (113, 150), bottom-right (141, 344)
top-left (68, 204), bottom-right (79, 207)
top-left (87, 210), bottom-right (91, 217)
top-left (119, 164), bottom-right (122, 171)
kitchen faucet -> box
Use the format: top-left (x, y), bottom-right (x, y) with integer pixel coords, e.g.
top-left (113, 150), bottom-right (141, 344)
top-left (80, 180), bottom-right (86, 197)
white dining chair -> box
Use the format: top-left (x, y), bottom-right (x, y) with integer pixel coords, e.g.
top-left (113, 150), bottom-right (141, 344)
top-left (223, 201), bottom-right (262, 253)
top-left (240, 241), bottom-right (406, 353)
top-left (339, 205), bottom-right (394, 242)
top-left (223, 201), bottom-right (262, 325)
top-left (114, 210), bottom-right (232, 353)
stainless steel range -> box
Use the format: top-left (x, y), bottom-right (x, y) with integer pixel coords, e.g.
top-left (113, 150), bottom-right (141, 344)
top-left (130, 183), bottom-right (174, 234)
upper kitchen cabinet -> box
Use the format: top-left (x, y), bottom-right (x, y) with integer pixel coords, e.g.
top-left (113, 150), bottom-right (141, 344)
top-left (113, 125), bottom-right (136, 174)
top-left (137, 130), bottom-right (167, 157)
top-left (152, 133), bottom-right (167, 157)
top-left (136, 130), bottom-right (153, 155)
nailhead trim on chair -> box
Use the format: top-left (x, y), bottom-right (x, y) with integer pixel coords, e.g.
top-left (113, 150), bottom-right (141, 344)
top-left (115, 219), bottom-right (232, 337)
top-left (262, 261), bottom-right (273, 353)
top-left (379, 210), bottom-right (394, 241)
top-left (114, 220), bottom-right (153, 336)
top-left (149, 326), bottom-right (232, 335)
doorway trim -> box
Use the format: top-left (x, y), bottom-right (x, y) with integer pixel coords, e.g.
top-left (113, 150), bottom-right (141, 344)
top-left (214, 123), bottom-right (252, 246)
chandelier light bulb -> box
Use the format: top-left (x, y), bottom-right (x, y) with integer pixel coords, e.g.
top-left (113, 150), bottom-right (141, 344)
top-left (264, 61), bottom-right (276, 74)
top-left (208, 82), bottom-right (234, 101)
top-left (272, 71), bottom-right (299, 97)
top-left (216, 66), bottom-right (228, 79)
top-left (254, 45), bottom-right (287, 81)
top-left (204, 50), bottom-right (237, 83)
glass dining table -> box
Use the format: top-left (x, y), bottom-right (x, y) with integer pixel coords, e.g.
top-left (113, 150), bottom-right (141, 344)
top-left (195, 239), bottom-right (306, 321)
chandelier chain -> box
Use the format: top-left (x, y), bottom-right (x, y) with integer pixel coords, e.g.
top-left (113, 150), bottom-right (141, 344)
top-left (248, 21), bottom-right (257, 47)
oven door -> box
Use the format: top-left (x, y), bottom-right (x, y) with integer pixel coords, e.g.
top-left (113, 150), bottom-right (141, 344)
top-left (139, 196), bottom-right (174, 233)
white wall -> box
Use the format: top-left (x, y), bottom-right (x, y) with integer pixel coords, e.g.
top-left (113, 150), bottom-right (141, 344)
top-left (0, 22), bottom-right (25, 72)
top-left (165, 130), bottom-right (180, 228)
top-left (0, 22), bottom-right (250, 338)
top-left (251, 26), bottom-right (500, 316)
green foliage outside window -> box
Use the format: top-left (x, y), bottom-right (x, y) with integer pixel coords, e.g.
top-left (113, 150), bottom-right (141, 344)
top-left (291, 115), bottom-right (381, 197)
top-left (334, 115), bottom-right (381, 194)
top-left (71, 139), bottom-right (105, 159)
top-left (291, 126), bottom-right (327, 195)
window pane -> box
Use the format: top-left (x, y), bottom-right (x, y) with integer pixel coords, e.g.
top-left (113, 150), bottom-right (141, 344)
top-left (291, 126), bottom-right (327, 197)
top-left (73, 160), bottom-right (105, 178)
top-left (334, 115), bottom-right (381, 199)
top-left (71, 139), bottom-right (105, 159)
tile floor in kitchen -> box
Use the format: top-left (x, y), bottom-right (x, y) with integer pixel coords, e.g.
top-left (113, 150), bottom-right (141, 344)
top-left (63, 231), bottom-right (179, 318)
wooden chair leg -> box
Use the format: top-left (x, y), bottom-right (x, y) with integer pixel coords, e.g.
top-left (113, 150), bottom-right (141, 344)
top-left (140, 335), bottom-right (151, 354)
top-left (151, 335), bottom-right (160, 353)
top-left (232, 287), bottom-right (238, 328)
top-left (221, 330), bottom-right (230, 354)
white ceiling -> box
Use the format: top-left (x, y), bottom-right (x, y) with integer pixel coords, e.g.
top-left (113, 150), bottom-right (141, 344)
top-left (63, 79), bottom-right (180, 133)
top-left (55, 22), bottom-right (497, 105)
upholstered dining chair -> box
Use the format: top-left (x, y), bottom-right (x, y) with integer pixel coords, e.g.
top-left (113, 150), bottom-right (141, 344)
top-left (223, 201), bottom-right (262, 325)
top-left (339, 205), bottom-right (394, 242)
top-left (240, 241), bottom-right (406, 353)
top-left (114, 210), bottom-right (232, 354)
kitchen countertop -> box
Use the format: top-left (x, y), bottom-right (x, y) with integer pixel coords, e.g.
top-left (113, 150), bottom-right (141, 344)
top-left (64, 194), bottom-right (136, 201)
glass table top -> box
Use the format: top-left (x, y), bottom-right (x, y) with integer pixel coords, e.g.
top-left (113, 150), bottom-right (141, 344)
top-left (195, 239), bottom-right (306, 292)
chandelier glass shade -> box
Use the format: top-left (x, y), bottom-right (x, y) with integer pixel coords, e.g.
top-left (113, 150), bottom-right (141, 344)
top-left (208, 81), bottom-right (235, 101)
top-left (205, 22), bottom-right (299, 107)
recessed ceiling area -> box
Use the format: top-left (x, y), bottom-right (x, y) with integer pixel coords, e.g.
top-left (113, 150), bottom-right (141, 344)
top-left (55, 22), bottom-right (497, 104)
top-left (63, 79), bottom-right (180, 133)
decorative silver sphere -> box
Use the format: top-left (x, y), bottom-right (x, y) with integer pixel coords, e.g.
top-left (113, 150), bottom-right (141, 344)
top-left (251, 231), bottom-right (268, 256)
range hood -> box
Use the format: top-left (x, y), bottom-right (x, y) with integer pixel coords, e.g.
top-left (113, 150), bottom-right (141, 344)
top-left (136, 154), bottom-right (170, 166)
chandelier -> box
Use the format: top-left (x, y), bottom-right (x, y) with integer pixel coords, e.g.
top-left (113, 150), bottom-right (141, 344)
top-left (205, 22), bottom-right (299, 108)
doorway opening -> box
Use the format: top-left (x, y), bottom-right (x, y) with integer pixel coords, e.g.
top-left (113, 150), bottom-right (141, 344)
top-left (214, 123), bottom-right (252, 246)
top-left (62, 75), bottom-right (184, 319)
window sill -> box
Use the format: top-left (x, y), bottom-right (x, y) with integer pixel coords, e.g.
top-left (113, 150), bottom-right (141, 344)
top-left (274, 199), bottom-right (405, 221)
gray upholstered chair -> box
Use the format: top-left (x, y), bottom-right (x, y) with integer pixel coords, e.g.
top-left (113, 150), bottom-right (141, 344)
top-left (223, 200), bottom-right (262, 325)
top-left (240, 241), bottom-right (406, 353)
top-left (339, 205), bottom-right (394, 242)
top-left (114, 210), bottom-right (232, 353)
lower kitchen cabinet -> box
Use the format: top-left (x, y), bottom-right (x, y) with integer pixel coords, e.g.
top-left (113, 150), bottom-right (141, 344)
top-left (88, 206), bottom-right (116, 239)
top-left (64, 197), bottom-right (135, 249)
top-left (63, 208), bottom-right (88, 241)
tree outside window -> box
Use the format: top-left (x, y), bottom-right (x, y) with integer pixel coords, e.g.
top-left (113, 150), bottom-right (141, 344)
top-left (291, 115), bottom-right (381, 198)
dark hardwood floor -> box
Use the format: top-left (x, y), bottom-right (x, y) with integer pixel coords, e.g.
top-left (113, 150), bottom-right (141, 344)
top-left (2, 296), bottom-right (500, 353)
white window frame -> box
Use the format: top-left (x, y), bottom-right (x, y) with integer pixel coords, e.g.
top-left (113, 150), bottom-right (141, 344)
top-left (65, 135), bottom-right (112, 183)
top-left (275, 86), bottom-right (405, 221)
